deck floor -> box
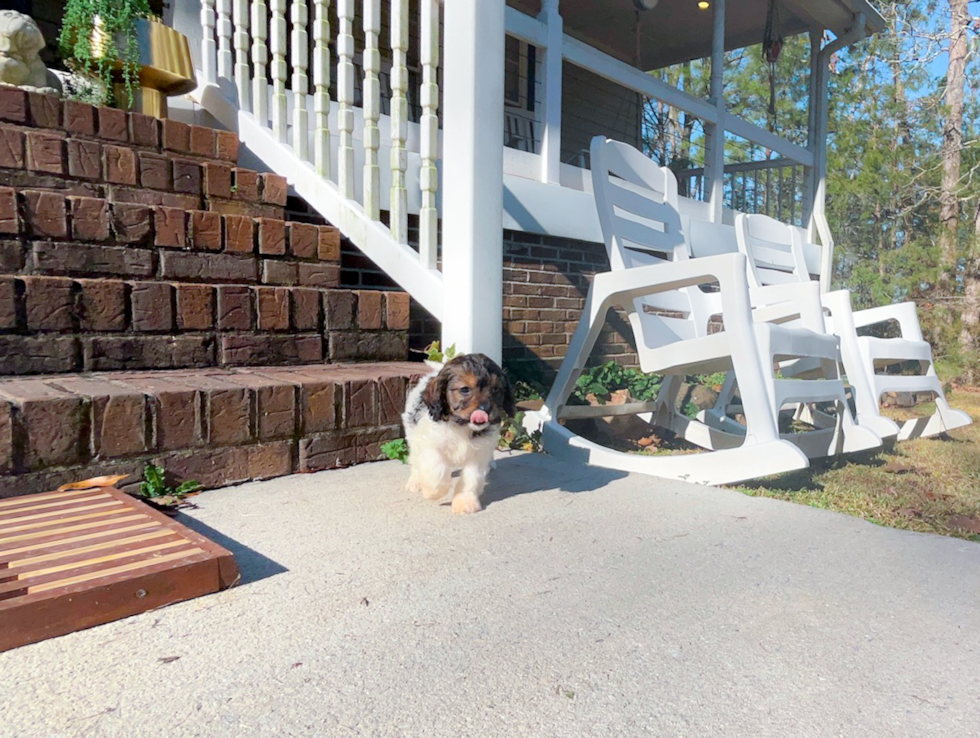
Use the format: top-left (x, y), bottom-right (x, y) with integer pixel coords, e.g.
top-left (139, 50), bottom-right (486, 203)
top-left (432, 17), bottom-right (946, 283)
top-left (2, 452), bottom-right (979, 737)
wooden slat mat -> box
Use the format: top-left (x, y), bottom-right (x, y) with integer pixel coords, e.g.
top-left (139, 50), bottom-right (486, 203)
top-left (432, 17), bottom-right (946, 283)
top-left (0, 488), bottom-right (239, 652)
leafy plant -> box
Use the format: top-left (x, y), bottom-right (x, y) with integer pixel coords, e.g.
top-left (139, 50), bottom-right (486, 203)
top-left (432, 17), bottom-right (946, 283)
top-left (136, 463), bottom-right (202, 503)
top-left (422, 341), bottom-right (458, 364)
top-left (381, 438), bottom-right (409, 464)
top-left (572, 362), bottom-right (663, 404)
top-left (498, 411), bottom-right (542, 453)
top-left (59, 0), bottom-right (153, 108)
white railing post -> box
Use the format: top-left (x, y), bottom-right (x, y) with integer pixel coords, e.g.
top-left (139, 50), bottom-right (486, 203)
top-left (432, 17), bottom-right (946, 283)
top-left (538, 0), bottom-right (562, 184)
top-left (291, 0), bottom-right (310, 158)
top-left (233, 0), bottom-right (251, 110)
top-left (704, 0), bottom-right (726, 223)
top-left (419, 0), bottom-right (441, 268)
top-left (389, 0), bottom-right (410, 244)
top-left (252, 0), bottom-right (269, 124)
top-left (216, 0), bottom-right (233, 82)
top-left (270, 0), bottom-right (289, 141)
top-left (442, 0), bottom-right (505, 362)
top-left (363, 0), bottom-right (382, 219)
top-left (337, 0), bottom-right (356, 198)
top-left (202, 0), bottom-right (217, 84)
top-left (313, 0), bottom-right (331, 177)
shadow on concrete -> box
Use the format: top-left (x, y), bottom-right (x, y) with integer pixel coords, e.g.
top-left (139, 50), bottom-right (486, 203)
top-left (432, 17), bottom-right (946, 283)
top-left (175, 515), bottom-right (288, 586)
top-left (478, 452), bottom-right (628, 508)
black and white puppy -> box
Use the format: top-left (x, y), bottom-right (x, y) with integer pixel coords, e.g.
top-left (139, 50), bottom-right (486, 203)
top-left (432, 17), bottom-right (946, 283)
top-left (402, 354), bottom-right (515, 514)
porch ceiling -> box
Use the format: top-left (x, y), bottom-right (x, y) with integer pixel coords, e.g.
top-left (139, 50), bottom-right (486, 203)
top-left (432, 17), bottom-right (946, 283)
top-left (507, 0), bottom-right (886, 69)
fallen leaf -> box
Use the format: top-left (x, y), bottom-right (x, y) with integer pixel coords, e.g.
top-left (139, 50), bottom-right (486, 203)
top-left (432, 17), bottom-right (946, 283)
top-left (882, 462), bottom-right (916, 475)
top-left (57, 474), bottom-right (130, 491)
top-left (158, 656), bottom-right (181, 664)
top-left (291, 662), bottom-right (303, 669)
top-left (360, 597), bottom-right (370, 606)
top-left (947, 515), bottom-right (980, 534)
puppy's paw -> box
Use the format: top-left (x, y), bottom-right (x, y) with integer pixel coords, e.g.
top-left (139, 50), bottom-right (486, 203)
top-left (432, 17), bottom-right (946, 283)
top-left (451, 493), bottom-right (483, 515)
top-left (406, 471), bottom-right (421, 494)
top-left (421, 484), bottom-right (447, 501)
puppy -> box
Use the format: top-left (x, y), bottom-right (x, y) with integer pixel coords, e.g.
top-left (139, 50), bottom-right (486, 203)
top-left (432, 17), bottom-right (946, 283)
top-left (402, 354), bottom-right (515, 514)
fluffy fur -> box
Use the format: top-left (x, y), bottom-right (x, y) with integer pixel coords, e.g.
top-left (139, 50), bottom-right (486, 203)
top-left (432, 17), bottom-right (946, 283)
top-left (402, 354), bottom-right (515, 514)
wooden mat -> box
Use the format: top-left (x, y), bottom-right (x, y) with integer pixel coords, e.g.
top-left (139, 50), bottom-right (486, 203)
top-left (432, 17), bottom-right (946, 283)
top-left (0, 487), bottom-right (239, 652)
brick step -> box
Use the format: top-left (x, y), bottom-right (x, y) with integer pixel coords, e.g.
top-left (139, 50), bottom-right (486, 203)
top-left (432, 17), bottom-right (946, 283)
top-left (0, 362), bottom-right (427, 499)
top-left (0, 273), bottom-right (409, 374)
top-left (0, 87), bottom-right (286, 218)
top-left (0, 187), bottom-right (341, 284)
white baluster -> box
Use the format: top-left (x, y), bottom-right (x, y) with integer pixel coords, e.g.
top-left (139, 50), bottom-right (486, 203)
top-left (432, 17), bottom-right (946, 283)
top-left (233, 0), bottom-right (251, 110)
top-left (362, 0), bottom-right (381, 219)
top-left (313, 0), bottom-right (331, 177)
top-left (252, 0), bottom-right (269, 124)
top-left (337, 0), bottom-right (355, 198)
top-left (419, 0), bottom-right (440, 268)
top-left (389, 0), bottom-right (409, 243)
top-left (291, 0), bottom-right (310, 158)
top-left (201, 0), bottom-right (217, 84)
top-left (216, 0), bottom-right (233, 82)
top-left (270, 0), bottom-right (288, 141)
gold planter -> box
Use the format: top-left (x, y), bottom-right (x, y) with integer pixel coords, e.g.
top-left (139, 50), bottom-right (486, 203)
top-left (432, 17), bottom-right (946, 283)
top-left (101, 18), bottom-right (197, 118)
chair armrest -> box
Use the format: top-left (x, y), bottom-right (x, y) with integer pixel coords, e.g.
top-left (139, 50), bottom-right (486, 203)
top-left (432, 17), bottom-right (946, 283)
top-left (823, 290), bottom-right (924, 341)
top-left (591, 253), bottom-right (751, 314)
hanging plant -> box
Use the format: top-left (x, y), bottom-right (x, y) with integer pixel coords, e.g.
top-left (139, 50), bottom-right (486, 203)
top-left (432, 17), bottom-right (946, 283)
top-left (59, 0), bottom-right (153, 108)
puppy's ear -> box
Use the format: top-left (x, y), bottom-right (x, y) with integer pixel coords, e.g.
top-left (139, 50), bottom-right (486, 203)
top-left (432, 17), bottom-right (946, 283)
top-left (422, 367), bottom-right (452, 421)
top-left (496, 367), bottom-right (517, 418)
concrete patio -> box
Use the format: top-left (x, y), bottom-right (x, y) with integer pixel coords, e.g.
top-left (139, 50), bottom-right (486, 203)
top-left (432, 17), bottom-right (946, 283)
top-left (2, 452), bottom-right (979, 737)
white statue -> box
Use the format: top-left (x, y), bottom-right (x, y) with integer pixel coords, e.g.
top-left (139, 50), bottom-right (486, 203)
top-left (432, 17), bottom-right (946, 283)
top-left (0, 10), bottom-right (63, 95)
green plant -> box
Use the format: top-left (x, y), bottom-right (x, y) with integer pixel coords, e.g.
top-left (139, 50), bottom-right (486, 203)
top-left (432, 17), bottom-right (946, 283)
top-left (137, 463), bottom-right (202, 502)
top-left (498, 411), bottom-right (542, 452)
top-left (422, 341), bottom-right (458, 364)
top-left (59, 0), bottom-right (153, 108)
top-left (381, 438), bottom-right (409, 463)
top-left (572, 362), bottom-right (663, 404)
top-left (695, 372), bottom-right (728, 387)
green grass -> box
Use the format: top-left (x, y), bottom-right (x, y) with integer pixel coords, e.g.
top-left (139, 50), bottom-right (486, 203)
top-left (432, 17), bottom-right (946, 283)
top-left (730, 388), bottom-right (980, 541)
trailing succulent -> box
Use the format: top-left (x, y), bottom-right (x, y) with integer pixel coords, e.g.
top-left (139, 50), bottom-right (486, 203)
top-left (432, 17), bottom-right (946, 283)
top-left (59, 0), bottom-right (152, 107)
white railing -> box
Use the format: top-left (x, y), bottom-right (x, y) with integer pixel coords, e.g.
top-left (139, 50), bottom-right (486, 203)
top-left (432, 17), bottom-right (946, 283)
top-left (197, 0), bottom-right (445, 318)
top-left (502, 5), bottom-right (815, 226)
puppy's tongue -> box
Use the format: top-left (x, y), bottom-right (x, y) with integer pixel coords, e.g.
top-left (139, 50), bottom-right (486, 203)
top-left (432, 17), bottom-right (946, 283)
top-left (470, 409), bottom-right (490, 425)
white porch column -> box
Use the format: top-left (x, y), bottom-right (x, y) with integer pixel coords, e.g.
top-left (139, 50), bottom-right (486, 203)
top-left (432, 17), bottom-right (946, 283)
top-left (538, 0), bottom-right (563, 184)
top-left (441, 0), bottom-right (506, 362)
top-left (802, 30), bottom-right (821, 238)
top-left (703, 0), bottom-right (726, 223)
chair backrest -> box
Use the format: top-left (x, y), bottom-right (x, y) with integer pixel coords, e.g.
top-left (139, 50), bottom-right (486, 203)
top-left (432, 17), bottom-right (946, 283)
top-left (589, 136), bottom-right (714, 349)
top-left (735, 212), bottom-right (814, 289)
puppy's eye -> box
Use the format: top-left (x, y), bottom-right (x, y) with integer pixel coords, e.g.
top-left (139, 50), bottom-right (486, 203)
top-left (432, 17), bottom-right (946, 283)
top-left (459, 386), bottom-right (471, 395)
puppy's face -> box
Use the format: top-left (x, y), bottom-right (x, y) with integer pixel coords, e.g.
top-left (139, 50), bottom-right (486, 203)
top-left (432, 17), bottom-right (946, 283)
top-left (423, 354), bottom-right (516, 430)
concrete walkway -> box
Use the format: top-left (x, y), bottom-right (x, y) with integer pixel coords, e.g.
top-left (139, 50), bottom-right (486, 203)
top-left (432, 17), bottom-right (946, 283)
top-left (3, 452), bottom-right (980, 737)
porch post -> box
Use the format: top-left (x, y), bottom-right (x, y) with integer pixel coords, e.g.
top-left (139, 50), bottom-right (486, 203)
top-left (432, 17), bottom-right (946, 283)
top-left (803, 30), bottom-right (821, 239)
top-left (538, 0), bottom-right (563, 184)
top-left (441, 0), bottom-right (506, 362)
top-left (704, 0), bottom-right (726, 223)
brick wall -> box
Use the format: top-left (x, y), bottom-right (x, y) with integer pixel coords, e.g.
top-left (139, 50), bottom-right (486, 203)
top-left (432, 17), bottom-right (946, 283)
top-left (502, 231), bottom-right (637, 384)
top-left (0, 87), bottom-right (411, 374)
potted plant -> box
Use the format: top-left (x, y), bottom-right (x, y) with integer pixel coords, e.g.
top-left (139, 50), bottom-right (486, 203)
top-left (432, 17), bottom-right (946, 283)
top-left (59, 0), bottom-right (196, 115)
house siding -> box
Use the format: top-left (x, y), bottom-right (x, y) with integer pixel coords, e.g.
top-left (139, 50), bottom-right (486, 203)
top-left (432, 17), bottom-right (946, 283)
top-left (560, 63), bottom-right (643, 166)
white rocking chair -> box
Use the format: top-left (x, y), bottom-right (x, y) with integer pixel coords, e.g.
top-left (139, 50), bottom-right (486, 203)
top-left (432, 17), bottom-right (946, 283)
top-left (733, 212), bottom-right (972, 441)
top-left (525, 138), bottom-right (880, 486)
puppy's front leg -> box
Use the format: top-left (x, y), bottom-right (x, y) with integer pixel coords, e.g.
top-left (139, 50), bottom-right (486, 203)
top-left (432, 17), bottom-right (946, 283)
top-left (412, 447), bottom-right (454, 501)
top-left (451, 459), bottom-right (489, 514)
